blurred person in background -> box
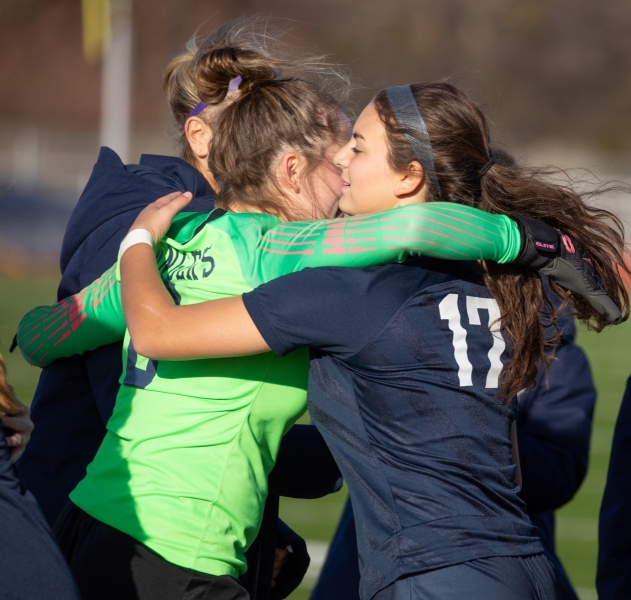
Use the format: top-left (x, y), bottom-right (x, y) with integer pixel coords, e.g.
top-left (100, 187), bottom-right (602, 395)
top-left (597, 373), bottom-right (631, 599)
top-left (311, 301), bottom-right (596, 600)
top-left (0, 353), bottom-right (80, 599)
top-left (15, 17), bottom-right (345, 598)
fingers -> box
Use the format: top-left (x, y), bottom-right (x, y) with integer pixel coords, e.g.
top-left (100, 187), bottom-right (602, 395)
top-left (271, 546), bottom-right (290, 583)
top-left (129, 191), bottom-right (194, 243)
top-left (8, 444), bottom-right (26, 463)
top-left (161, 192), bottom-right (193, 217)
top-left (274, 547), bottom-right (290, 565)
top-left (3, 414), bottom-right (34, 435)
top-left (3, 413), bottom-right (32, 464)
top-left (4, 432), bottom-right (23, 446)
top-left (152, 191), bottom-right (193, 209)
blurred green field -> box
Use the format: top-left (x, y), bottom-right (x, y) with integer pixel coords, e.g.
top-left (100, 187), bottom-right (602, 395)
top-left (1, 274), bottom-right (629, 600)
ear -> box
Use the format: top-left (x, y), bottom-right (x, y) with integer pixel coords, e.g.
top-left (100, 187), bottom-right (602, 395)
top-left (393, 161), bottom-right (424, 197)
top-left (184, 117), bottom-right (213, 160)
top-left (278, 151), bottom-right (304, 194)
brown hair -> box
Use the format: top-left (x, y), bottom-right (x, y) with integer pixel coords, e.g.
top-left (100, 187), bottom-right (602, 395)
top-left (195, 48), bottom-right (350, 220)
top-left (374, 82), bottom-right (630, 401)
top-left (0, 354), bottom-right (21, 417)
top-left (163, 17), bottom-right (351, 172)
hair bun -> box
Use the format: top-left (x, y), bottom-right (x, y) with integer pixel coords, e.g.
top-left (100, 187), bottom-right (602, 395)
top-left (193, 47), bottom-right (281, 104)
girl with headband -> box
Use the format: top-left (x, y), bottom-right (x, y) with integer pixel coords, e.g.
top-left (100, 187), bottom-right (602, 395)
top-left (17, 73), bottom-right (623, 600)
top-left (112, 83), bottom-right (626, 599)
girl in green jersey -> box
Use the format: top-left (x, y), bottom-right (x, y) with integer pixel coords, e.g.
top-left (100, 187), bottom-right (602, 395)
top-left (16, 61), bottom-right (624, 600)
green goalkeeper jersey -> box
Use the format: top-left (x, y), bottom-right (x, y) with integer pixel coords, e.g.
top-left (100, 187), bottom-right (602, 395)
top-left (17, 204), bottom-right (521, 577)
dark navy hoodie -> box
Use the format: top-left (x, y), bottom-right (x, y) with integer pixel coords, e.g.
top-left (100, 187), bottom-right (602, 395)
top-left (18, 147), bottom-right (216, 525)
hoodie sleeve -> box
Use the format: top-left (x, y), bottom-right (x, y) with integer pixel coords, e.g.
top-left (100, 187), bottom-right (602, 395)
top-left (17, 265), bottom-right (126, 367)
top-left (517, 332), bottom-right (596, 513)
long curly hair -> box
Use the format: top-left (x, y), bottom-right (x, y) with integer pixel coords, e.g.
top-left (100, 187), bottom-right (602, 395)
top-left (374, 82), bottom-right (630, 401)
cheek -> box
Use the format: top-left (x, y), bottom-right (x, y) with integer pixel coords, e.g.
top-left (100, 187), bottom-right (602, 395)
top-left (314, 169), bottom-right (343, 218)
top-left (348, 158), bottom-right (384, 209)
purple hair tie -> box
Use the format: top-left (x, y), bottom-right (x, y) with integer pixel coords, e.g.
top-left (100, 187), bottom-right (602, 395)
top-left (228, 76), bottom-right (242, 93)
top-left (182, 101), bottom-right (208, 130)
top-left (182, 77), bottom-right (242, 130)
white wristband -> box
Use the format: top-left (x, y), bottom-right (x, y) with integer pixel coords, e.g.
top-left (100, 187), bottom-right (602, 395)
top-left (120, 229), bottom-right (154, 258)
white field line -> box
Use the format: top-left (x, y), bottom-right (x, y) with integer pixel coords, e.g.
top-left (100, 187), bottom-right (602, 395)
top-left (299, 540), bottom-right (330, 588)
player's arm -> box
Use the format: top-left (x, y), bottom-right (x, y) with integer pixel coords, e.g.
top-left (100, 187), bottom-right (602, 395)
top-left (257, 202), bottom-right (521, 279)
top-left (120, 192), bottom-right (621, 360)
top-left (120, 243), bottom-right (269, 359)
top-left (517, 334), bottom-right (595, 512)
top-left (16, 265), bottom-right (126, 367)
top-left (259, 206), bottom-right (622, 322)
top-left (122, 258), bottom-right (377, 361)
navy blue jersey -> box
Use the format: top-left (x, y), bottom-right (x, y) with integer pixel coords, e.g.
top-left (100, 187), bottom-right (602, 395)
top-left (243, 259), bottom-right (542, 599)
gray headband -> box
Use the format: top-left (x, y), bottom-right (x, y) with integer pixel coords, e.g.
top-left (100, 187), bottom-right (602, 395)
top-left (385, 85), bottom-right (441, 195)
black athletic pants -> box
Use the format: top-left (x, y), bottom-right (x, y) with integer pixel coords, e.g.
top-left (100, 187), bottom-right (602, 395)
top-left (54, 502), bottom-right (249, 600)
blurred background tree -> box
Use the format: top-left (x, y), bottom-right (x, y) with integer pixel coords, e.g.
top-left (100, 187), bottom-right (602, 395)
top-left (2, 0), bottom-right (631, 150)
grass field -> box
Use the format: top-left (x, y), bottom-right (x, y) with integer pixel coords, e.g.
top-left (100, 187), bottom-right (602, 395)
top-left (1, 274), bottom-right (629, 600)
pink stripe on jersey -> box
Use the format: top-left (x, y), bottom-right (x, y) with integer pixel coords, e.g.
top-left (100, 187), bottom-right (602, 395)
top-left (381, 218), bottom-right (491, 243)
top-left (346, 237), bottom-right (376, 244)
top-left (267, 230), bottom-right (320, 238)
top-left (17, 321), bottom-right (41, 343)
top-left (25, 333), bottom-right (40, 348)
top-left (71, 313), bottom-right (87, 330)
top-left (28, 343), bottom-right (44, 362)
top-left (416, 206), bottom-right (505, 237)
top-left (54, 330), bottom-right (72, 346)
top-left (264, 240), bottom-right (317, 247)
top-left (347, 219), bottom-right (379, 227)
top-left (323, 247), bottom-right (347, 255)
top-left (43, 311), bottom-right (70, 332)
top-left (382, 230), bottom-right (483, 251)
top-left (48, 320), bottom-right (69, 340)
top-left (323, 238), bottom-right (344, 245)
top-left (93, 278), bottom-right (117, 308)
top-left (348, 246), bottom-right (377, 253)
top-left (262, 247), bottom-right (315, 256)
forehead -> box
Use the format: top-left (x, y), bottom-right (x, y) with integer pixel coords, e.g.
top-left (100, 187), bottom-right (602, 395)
top-left (353, 103), bottom-right (385, 141)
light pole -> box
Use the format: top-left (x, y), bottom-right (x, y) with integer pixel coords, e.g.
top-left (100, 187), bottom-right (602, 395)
top-left (82, 0), bottom-right (133, 163)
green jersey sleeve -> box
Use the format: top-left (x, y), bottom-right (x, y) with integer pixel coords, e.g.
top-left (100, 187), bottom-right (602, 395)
top-left (17, 265), bottom-right (125, 367)
top-left (254, 202), bottom-right (520, 282)
top-left (17, 202), bottom-right (520, 368)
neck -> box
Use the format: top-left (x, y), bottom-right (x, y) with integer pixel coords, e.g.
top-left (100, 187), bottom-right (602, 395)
top-left (194, 156), bottom-right (219, 193)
